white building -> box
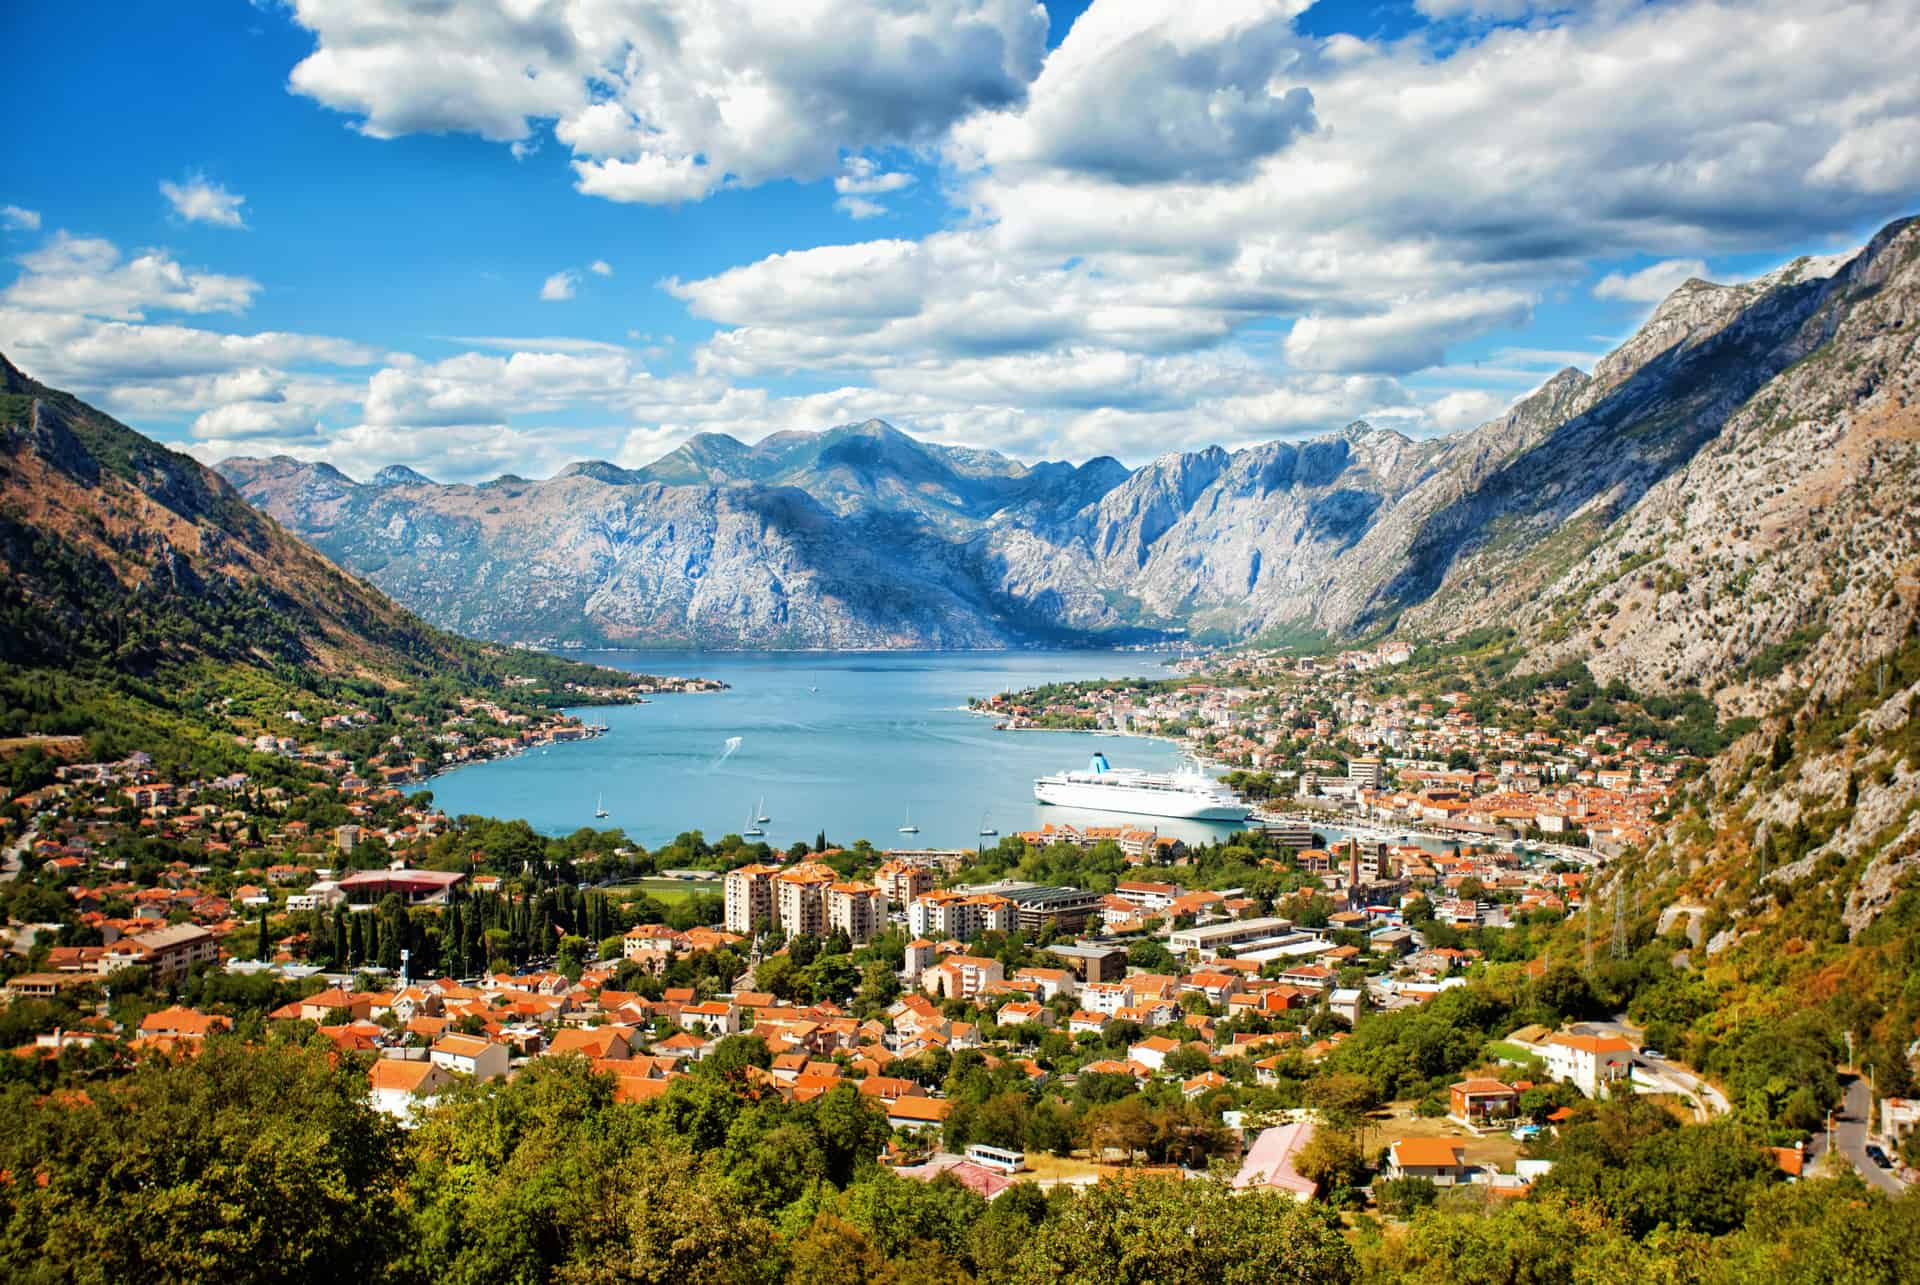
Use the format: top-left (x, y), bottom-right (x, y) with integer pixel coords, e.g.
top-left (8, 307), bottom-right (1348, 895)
top-left (430, 1033), bottom-right (509, 1081)
top-left (1542, 1032), bottom-right (1634, 1097)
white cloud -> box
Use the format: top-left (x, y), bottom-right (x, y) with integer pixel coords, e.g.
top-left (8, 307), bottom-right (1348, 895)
top-left (0, 308), bottom-right (376, 392)
top-left (831, 158), bottom-right (915, 218)
top-left (539, 270), bottom-right (578, 302)
top-left (436, 334), bottom-right (627, 355)
top-left (0, 205), bottom-right (39, 232)
top-left (589, 259), bottom-right (612, 277)
top-left (835, 157), bottom-right (915, 196)
top-left (5, 232), bottom-right (258, 320)
top-left (285, 0), bottom-right (1049, 204)
top-left (652, 0), bottom-right (1920, 446)
top-left (1283, 291), bottom-right (1533, 374)
top-left (1592, 258), bottom-right (1708, 303)
top-left (835, 196), bottom-right (888, 220)
top-left (160, 176), bottom-right (248, 228)
top-left (1421, 388), bottom-right (1514, 432)
top-left (951, 0), bottom-right (1318, 185)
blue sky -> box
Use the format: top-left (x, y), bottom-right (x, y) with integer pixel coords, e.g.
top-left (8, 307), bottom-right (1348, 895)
top-left (2, 0), bottom-right (1914, 481)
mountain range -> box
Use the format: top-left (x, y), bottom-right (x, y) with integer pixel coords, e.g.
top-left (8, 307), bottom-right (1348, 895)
top-left (219, 213), bottom-right (1920, 697)
top-left (0, 351), bottom-right (649, 762)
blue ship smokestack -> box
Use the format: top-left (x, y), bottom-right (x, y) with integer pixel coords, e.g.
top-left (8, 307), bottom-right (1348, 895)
top-left (1090, 753), bottom-right (1110, 773)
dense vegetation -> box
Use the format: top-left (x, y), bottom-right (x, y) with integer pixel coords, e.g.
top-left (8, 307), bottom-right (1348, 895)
top-left (1, 1040), bottom-right (1912, 1285)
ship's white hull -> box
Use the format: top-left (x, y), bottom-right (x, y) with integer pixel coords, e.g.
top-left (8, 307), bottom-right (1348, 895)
top-left (1034, 778), bottom-right (1249, 822)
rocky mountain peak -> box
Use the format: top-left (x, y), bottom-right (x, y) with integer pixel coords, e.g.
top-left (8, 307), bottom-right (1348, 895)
top-left (372, 464), bottom-right (435, 488)
top-left (556, 460), bottom-right (640, 484)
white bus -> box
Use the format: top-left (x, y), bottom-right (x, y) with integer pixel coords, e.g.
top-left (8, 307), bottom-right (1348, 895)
top-left (964, 1143), bottom-right (1026, 1173)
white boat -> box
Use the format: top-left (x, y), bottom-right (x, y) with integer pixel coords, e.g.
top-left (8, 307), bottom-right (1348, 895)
top-left (978, 811), bottom-right (997, 837)
top-left (755, 796), bottom-right (771, 824)
top-left (594, 793), bottom-right (608, 819)
top-left (898, 806), bottom-right (919, 835)
top-left (1034, 753), bottom-right (1249, 822)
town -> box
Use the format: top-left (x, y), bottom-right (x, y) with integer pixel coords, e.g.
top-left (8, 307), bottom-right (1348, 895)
top-left (6, 647), bottom-right (1912, 1239)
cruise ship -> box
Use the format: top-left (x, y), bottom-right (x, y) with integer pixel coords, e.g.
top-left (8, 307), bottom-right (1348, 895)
top-left (1033, 753), bottom-right (1250, 822)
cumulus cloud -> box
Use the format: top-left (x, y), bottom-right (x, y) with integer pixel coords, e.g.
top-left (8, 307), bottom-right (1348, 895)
top-left (835, 158), bottom-right (915, 196)
top-left (1421, 388), bottom-right (1515, 432)
top-left (1592, 258), bottom-right (1708, 303)
top-left (589, 259), bottom-right (612, 277)
top-left (284, 0), bottom-right (1049, 204)
top-left (1282, 291), bottom-right (1533, 374)
top-left (83, 0), bottom-right (1920, 476)
top-left (539, 270), bottom-right (578, 302)
top-left (653, 0), bottom-right (1920, 441)
top-left (5, 232), bottom-right (258, 320)
top-left (951, 0), bottom-right (1318, 184)
top-left (160, 176), bottom-right (248, 228)
top-left (1, 205), bottom-right (39, 232)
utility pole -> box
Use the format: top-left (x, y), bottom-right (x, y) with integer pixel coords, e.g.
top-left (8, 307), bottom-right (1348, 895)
top-left (1612, 888), bottom-right (1627, 960)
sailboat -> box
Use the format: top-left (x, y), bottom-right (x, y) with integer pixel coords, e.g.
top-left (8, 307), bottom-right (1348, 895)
top-left (594, 794), bottom-right (608, 819)
top-left (898, 806), bottom-right (919, 835)
top-left (755, 796), bottom-right (771, 824)
top-left (978, 811), bottom-right (997, 837)
top-left (743, 804), bottom-right (765, 838)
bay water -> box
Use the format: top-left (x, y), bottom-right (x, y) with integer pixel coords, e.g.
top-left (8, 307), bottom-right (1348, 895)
top-left (428, 650), bottom-right (1247, 852)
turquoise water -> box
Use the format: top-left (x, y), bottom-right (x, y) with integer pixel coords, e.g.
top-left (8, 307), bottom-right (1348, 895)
top-left (429, 650), bottom-right (1246, 851)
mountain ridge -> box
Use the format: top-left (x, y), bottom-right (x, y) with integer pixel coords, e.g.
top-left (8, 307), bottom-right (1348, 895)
top-left (213, 213), bottom-right (1920, 673)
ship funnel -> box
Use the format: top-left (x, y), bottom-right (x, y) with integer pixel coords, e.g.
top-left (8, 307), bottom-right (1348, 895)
top-left (1090, 753), bottom-right (1110, 774)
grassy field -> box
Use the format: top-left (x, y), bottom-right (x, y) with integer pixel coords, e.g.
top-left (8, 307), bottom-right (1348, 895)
top-left (606, 877), bottom-right (719, 904)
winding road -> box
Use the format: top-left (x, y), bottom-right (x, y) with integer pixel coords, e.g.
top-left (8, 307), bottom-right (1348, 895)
top-left (1, 816), bottom-right (38, 882)
top-left (1579, 1017), bottom-right (1731, 1121)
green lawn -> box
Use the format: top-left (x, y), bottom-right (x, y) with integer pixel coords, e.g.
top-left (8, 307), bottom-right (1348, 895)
top-left (606, 877), bottom-right (720, 904)
top-left (1484, 1041), bottom-right (1536, 1063)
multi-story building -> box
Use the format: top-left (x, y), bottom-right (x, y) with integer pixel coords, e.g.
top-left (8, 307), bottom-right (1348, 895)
top-left (873, 859), bottom-right (936, 908)
top-left (723, 864), bottom-right (780, 935)
top-left (919, 954), bottom-right (1005, 1001)
top-left (907, 890), bottom-right (1016, 941)
top-left (824, 882), bottom-right (885, 945)
top-left (1349, 756), bottom-right (1385, 789)
top-left (774, 863), bottom-right (836, 938)
top-left (995, 884), bottom-right (1102, 934)
top-left (108, 923), bottom-right (219, 983)
top-left (1542, 1031), bottom-right (1634, 1097)
top-left (1080, 981), bottom-right (1135, 1014)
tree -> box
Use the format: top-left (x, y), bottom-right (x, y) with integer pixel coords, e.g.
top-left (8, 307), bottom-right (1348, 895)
top-left (0, 1039), bottom-right (404, 1282)
top-left (1128, 939), bottom-right (1177, 972)
top-left (809, 1083), bottom-right (891, 1186)
top-left (553, 1150), bottom-right (779, 1285)
top-left (1007, 1175), bottom-right (1355, 1284)
top-left (1374, 1175), bottom-right (1439, 1215)
top-left (1306, 1072), bottom-right (1380, 1122)
top-left (700, 1035), bottom-right (773, 1082)
top-left (1292, 1128), bottom-right (1365, 1193)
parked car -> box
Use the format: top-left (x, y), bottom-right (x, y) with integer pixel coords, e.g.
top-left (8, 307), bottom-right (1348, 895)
top-left (1864, 1144), bottom-right (1892, 1169)
top-left (1639, 1047), bottom-right (1664, 1060)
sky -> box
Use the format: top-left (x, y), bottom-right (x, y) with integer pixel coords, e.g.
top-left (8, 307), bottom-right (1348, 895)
top-left (1, 0), bottom-right (1916, 483)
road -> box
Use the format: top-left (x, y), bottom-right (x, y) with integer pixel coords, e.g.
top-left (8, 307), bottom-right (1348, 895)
top-left (1, 815), bottom-right (38, 882)
top-left (1813, 1075), bottom-right (1910, 1197)
top-left (1582, 1017), bottom-right (1730, 1121)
